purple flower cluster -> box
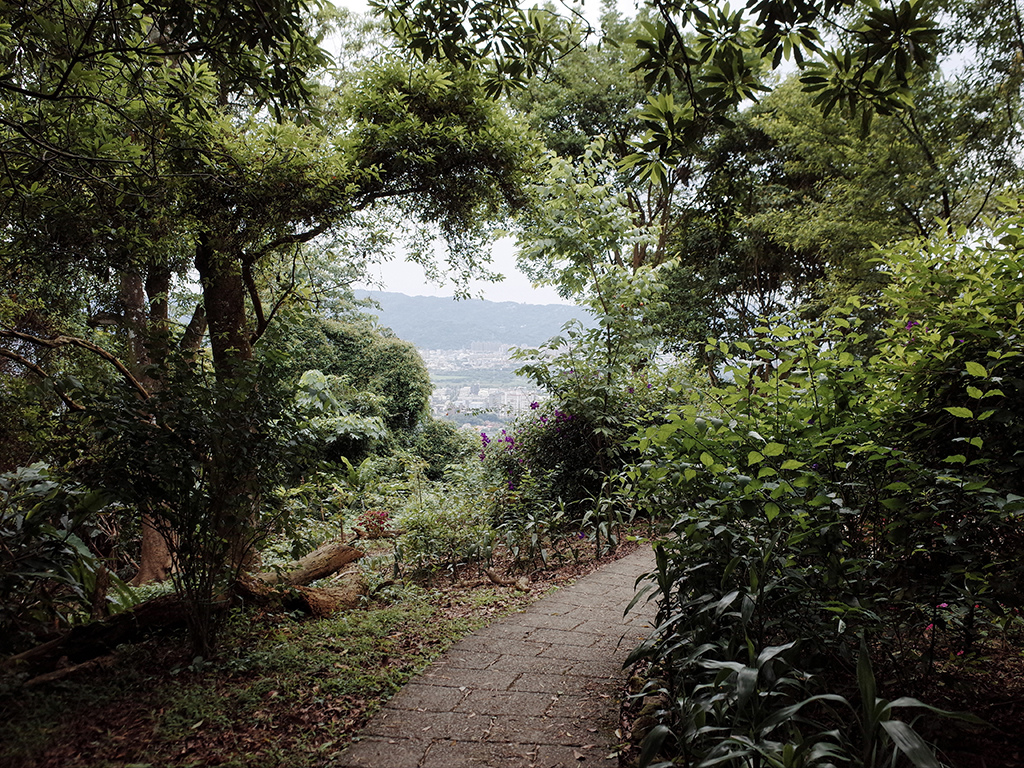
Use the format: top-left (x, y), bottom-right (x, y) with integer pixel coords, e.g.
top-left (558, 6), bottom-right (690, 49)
top-left (480, 429), bottom-right (520, 461)
top-left (539, 409), bottom-right (574, 426)
top-left (497, 429), bottom-right (516, 450)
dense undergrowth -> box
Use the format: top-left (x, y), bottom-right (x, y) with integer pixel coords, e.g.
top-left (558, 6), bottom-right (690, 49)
top-left (478, 211), bottom-right (1024, 766)
top-left (606, 217), bottom-right (1024, 767)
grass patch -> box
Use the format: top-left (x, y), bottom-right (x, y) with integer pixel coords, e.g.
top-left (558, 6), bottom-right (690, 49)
top-left (0, 587), bottom-right (492, 768)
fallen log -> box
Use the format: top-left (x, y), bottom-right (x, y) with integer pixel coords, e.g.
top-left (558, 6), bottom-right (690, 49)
top-left (485, 567), bottom-right (530, 592)
top-left (5, 541), bottom-right (367, 680)
top-left (235, 541), bottom-right (366, 605)
top-left (24, 654), bottom-right (117, 688)
top-left (4, 593), bottom-right (192, 675)
top-left (254, 541), bottom-right (364, 586)
top-left (283, 571), bottom-right (369, 617)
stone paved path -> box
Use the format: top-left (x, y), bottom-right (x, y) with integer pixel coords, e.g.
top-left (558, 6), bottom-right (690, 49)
top-left (333, 546), bottom-right (658, 768)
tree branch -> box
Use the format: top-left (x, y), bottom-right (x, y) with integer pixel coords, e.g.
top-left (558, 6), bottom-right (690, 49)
top-left (241, 259), bottom-right (266, 339)
top-left (179, 303), bottom-right (208, 353)
top-left (0, 329), bottom-right (150, 400)
top-left (254, 221), bottom-right (332, 259)
top-left (0, 347), bottom-right (85, 411)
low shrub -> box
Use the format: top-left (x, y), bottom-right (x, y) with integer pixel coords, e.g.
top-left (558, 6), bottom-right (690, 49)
top-left (0, 464), bottom-right (134, 652)
top-left (393, 462), bottom-right (496, 576)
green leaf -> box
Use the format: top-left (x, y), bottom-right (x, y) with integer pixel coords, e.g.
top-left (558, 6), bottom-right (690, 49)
top-left (857, 638), bottom-right (877, 723)
top-left (748, 451), bottom-right (765, 466)
top-left (765, 502), bottom-right (781, 521)
top-left (763, 442), bottom-right (785, 457)
top-left (737, 666), bottom-right (758, 708)
top-left (965, 361), bottom-right (987, 377)
top-left (780, 459), bottom-right (804, 470)
top-left (943, 407), bottom-right (973, 418)
top-left (879, 720), bottom-right (941, 768)
top-left (637, 724), bottom-right (672, 768)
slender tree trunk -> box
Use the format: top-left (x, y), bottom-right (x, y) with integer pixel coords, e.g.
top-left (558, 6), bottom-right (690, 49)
top-left (118, 270), bottom-right (152, 384)
top-left (179, 303), bottom-right (207, 355)
top-left (126, 266), bottom-right (179, 585)
top-left (195, 234), bottom-right (251, 379)
top-left (194, 234), bottom-right (259, 573)
top-left (132, 517), bottom-right (174, 585)
top-left (145, 265), bottom-right (171, 368)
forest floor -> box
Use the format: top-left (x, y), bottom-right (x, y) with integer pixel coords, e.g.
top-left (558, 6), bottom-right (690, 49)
top-left (0, 533), bottom-right (650, 768)
top-left (3, 528), bottom-right (1024, 768)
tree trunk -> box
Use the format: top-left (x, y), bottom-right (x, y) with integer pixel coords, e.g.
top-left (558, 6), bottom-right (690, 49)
top-left (145, 264), bottom-right (172, 368)
top-left (194, 233), bottom-right (260, 574)
top-left (131, 517), bottom-right (174, 586)
top-left (119, 270), bottom-right (150, 380)
top-left (179, 303), bottom-right (207, 355)
top-left (194, 234), bottom-right (251, 380)
top-left (128, 266), bottom-right (177, 585)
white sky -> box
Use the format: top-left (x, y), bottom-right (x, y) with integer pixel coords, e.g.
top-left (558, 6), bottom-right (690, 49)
top-left (340, 0), bottom-right (610, 306)
top-left (356, 236), bottom-right (569, 305)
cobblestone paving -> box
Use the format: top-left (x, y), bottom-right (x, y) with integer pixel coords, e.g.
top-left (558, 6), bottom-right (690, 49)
top-left (333, 547), bottom-right (658, 768)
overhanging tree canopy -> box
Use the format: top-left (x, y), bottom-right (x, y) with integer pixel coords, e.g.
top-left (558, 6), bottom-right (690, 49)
top-left (0, 0), bottom-right (541, 653)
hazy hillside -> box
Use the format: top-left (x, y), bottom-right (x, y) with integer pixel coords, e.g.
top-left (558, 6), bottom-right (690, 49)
top-left (354, 291), bottom-right (591, 350)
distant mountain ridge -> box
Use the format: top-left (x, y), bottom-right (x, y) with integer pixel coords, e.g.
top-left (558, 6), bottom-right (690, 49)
top-left (353, 291), bottom-right (591, 350)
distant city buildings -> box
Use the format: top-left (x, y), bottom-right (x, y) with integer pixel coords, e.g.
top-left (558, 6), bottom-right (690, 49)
top-left (419, 346), bottom-right (519, 372)
top-left (419, 347), bottom-right (548, 426)
top-left (430, 384), bottom-right (547, 421)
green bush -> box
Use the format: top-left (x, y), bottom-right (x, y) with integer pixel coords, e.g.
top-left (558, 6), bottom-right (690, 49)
top-left (0, 464), bottom-right (133, 653)
top-left (483, 402), bottom-right (599, 521)
top-left (620, 211), bottom-right (1024, 764)
top-left (76, 350), bottom-right (318, 655)
top-left (394, 462), bottom-right (496, 576)
top-left (492, 266), bottom-right (669, 526)
top-left (412, 417), bottom-right (474, 481)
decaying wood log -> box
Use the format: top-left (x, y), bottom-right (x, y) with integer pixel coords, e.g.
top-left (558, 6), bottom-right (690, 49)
top-left (484, 567), bottom-right (530, 592)
top-left (5, 542), bottom-right (367, 681)
top-left (24, 654), bottom-right (117, 688)
top-left (283, 571), bottom-right (369, 617)
top-left (254, 541), bottom-right (364, 586)
top-left (241, 543), bottom-right (369, 618)
top-left (4, 593), bottom-right (191, 675)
